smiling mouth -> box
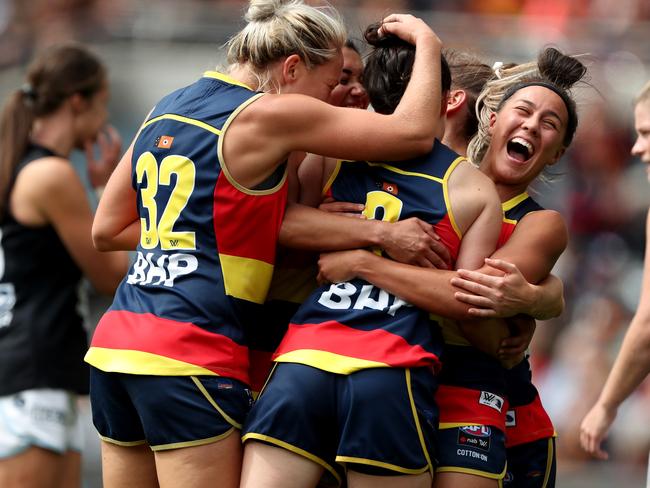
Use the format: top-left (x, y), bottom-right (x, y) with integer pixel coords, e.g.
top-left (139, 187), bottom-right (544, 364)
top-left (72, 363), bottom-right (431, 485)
top-left (507, 137), bottom-right (534, 163)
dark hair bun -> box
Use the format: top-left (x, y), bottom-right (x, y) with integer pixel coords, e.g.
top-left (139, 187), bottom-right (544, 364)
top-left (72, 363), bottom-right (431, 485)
top-left (364, 22), bottom-right (403, 48)
top-left (538, 47), bottom-right (587, 90)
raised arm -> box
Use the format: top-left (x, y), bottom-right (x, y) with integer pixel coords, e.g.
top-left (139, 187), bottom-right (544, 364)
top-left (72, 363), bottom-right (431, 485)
top-left (223, 15), bottom-right (443, 189)
top-left (580, 209), bottom-right (650, 460)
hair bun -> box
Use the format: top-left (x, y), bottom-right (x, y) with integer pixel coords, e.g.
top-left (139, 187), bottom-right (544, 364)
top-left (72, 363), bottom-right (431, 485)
top-left (538, 47), bottom-right (586, 90)
top-left (246, 0), bottom-right (291, 22)
top-left (364, 22), bottom-right (404, 48)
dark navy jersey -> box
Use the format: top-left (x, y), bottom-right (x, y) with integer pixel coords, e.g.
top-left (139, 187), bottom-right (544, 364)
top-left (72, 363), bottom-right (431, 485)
top-left (86, 72), bottom-right (288, 385)
top-left (498, 192), bottom-right (543, 248)
top-left (0, 145), bottom-right (86, 395)
top-left (274, 140), bottom-right (464, 374)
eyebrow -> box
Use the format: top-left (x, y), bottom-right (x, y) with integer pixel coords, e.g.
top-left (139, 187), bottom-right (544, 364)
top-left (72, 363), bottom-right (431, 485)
top-left (517, 99), bottom-right (565, 126)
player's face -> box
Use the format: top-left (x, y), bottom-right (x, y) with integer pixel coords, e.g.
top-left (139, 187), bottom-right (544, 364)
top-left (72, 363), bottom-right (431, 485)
top-left (74, 83), bottom-right (109, 148)
top-left (328, 47), bottom-right (369, 109)
top-left (286, 52), bottom-right (343, 103)
top-left (484, 85), bottom-right (568, 186)
top-left (631, 100), bottom-right (650, 179)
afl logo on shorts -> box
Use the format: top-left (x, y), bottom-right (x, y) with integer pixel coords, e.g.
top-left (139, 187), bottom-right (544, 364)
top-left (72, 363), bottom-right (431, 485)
top-left (460, 425), bottom-right (491, 438)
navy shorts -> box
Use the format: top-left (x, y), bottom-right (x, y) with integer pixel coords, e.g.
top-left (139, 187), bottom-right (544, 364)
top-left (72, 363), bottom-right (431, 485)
top-left (436, 424), bottom-right (507, 480)
top-left (243, 363), bottom-right (438, 485)
top-left (90, 367), bottom-right (252, 451)
top-left (504, 437), bottom-right (556, 488)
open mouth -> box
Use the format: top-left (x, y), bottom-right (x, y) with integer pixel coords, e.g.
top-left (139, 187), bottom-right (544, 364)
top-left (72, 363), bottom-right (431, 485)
top-left (507, 137), bottom-right (534, 163)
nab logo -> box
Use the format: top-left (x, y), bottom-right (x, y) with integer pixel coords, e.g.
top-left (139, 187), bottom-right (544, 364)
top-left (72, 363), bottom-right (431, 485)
top-left (460, 425), bottom-right (491, 438)
top-left (479, 391), bottom-right (504, 412)
top-left (155, 135), bottom-right (174, 149)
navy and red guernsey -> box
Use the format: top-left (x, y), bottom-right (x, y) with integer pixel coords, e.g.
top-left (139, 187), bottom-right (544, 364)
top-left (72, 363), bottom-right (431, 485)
top-left (273, 140), bottom-right (464, 375)
top-left (498, 192), bottom-right (555, 448)
top-left (85, 72), bottom-right (288, 386)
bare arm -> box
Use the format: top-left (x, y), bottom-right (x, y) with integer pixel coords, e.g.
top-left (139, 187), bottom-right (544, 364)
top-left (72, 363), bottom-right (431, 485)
top-left (317, 210), bottom-right (567, 322)
top-left (14, 157), bottom-right (129, 295)
top-left (223, 15), bottom-right (443, 189)
top-left (281, 203), bottom-right (452, 269)
top-left (92, 142), bottom-right (140, 251)
top-left (580, 209), bottom-right (650, 460)
top-left (456, 210), bottom-right (567, 356)
top-left (452, 262), bottom-right (564, 320)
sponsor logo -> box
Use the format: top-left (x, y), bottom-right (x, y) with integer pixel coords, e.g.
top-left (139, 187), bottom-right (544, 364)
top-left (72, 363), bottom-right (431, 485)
top-left (127, 251), bottom-right (198, 287)
top-left (318, 282), bottom-right (412, 317)
top-left (155, 135), bottom-right (174, 149)
top-left (458, 425), bottom-right (491, 452)
top-left (506, 409), bottom-right (516, 427)
top-left (456, 448), bottom-right (488, 462)
top-left (479, 391), bottom-right (504, 412)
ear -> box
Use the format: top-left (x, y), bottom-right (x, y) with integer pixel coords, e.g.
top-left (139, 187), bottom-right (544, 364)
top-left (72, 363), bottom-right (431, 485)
top-left (445, 89), bottom-right (467, 116)
top-left (69, 93), bottom-right (88, 114)
top-left (281, 54), bottom-right (303, 84)
top-left (488, 111), bottom-right (497, 136)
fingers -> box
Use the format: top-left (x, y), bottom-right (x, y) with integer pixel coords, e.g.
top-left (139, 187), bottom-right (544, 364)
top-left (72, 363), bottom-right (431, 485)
top-left (466, 308), bottom-right (498, 318)
top-left (318, 201), bottom-right (365, 216)
top-left (105, 124), bottom-right (123, 147)
top-left (451, 277), bottom-right (495, 297)
top-left (580, 430), bottom-right (608, 460)
top-left (454, 291), bottom-right (492, 307)
top-left (84, 140), bottom-right (95, 164)
top-left (429, 239), bottom-right (451, 268)
top-left (484, 258), bottom-right (519, 274)
top-left (456, 269), bottom-right (502, 287)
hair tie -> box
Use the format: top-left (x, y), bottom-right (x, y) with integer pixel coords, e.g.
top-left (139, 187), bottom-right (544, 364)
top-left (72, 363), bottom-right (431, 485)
top-left (492, 61), bottom-right (504, 79)
top-left (20, 83), bottom-right (36, 101)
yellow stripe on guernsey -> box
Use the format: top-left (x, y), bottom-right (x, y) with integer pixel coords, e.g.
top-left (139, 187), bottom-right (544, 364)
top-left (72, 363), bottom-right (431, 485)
top-left (203, 70), bottom-right (255, 91)
top-left (220, 255), bottom-right (274, 304)
top-left (84, 348), bottom-right (218, 376)
top-left (142, 113), bottom-right (221, 135)
top-left (322, 160), bottom-right (344, 196)
top-left (502, 192), bottom-right (529, 212)
top-left (274, 350), bottom-right (388, 375)
top-left (366, 157), bottom-right (465, 239)
top-left (441, 156), bottom-right (465, 239)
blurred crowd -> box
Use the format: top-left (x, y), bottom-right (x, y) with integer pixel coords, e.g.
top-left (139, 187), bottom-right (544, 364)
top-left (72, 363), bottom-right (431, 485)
top-left (0, 0), bottom-right (648, 481)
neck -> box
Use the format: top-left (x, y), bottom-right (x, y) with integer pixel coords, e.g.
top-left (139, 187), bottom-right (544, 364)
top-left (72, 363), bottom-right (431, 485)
top-left (30, 110), bottom-right (75, 157)
top-left (441, 132), bottom-right (469, 157)
top-left (480, 151), bottom-right (529, 203)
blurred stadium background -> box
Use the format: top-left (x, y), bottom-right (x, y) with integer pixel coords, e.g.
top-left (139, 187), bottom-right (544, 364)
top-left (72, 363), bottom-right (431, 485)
top-left (0, 0), bottom-right (649, 486)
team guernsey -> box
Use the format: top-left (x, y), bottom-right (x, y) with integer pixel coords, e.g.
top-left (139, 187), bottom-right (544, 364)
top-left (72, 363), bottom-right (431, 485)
top-left (273, 140), bottom-right (463, 374)
top-left (85, 72), bottom-right (288, 386)
top-left (435, 192), bottom-right (549, 481)
top-left (499, 193), bottom-right (555, 448)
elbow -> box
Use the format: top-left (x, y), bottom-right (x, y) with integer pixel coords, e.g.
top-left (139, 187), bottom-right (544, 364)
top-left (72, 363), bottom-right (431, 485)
top-left (410, 134), bottom-right (436, 155)
top-left (92, 222), bottom-right (115, 252)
